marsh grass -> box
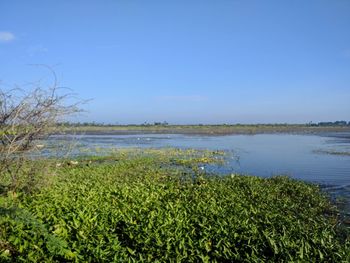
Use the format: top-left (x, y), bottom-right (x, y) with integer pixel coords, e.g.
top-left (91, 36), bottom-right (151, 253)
top-left (0, 149), bottom-right (349, 262)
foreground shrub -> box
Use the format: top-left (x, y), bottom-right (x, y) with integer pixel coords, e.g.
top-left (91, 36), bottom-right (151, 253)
top-left (0, 150), bottom-right (349, 262)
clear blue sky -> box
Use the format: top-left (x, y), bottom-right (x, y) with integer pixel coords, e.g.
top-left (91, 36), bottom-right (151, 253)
top-left (1, 0), bottom-right (350, 124)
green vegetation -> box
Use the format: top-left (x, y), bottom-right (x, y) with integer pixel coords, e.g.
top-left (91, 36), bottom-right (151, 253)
top-left (1, 149), bottom-right (349, 262)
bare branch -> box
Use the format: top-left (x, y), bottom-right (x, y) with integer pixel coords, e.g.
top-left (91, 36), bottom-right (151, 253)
top-left (0, 69), bottom-right (84, 191)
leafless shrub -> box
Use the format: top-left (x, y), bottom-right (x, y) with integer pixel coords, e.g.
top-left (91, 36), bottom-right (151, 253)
top-left (0, 69), bottom-right (83, 192)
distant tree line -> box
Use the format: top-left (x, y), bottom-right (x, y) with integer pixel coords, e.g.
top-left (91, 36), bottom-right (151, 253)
top-left (58, 121), bottom-right (111, 127)
top-left (58, 121), bottom-right (350, 127)
top-left (58, 121), bottom-right (169, 127)
top-left (308, 121), bottom-right (350, 126)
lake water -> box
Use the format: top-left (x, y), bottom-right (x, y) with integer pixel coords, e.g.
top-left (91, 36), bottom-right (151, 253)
top-left (48, 133), bottom-right (350, 212)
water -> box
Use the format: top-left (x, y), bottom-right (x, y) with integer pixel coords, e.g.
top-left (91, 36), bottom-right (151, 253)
top-left (48, 133), bottom-right (350, 212)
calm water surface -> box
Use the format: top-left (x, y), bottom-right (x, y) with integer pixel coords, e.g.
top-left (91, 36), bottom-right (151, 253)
top-left (49, 133), bottom-right (350, 211)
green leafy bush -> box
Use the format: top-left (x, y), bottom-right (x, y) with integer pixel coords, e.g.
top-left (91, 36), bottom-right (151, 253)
top-left (0, 149), bottom-right (349, 262)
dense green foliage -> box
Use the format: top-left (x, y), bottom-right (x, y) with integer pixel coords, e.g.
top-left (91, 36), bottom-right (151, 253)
top-left (0, 149), bottom-right (349, 262)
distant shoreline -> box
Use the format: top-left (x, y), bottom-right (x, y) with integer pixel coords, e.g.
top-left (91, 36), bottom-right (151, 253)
top-left (61, 125), bottom-right (350, 136)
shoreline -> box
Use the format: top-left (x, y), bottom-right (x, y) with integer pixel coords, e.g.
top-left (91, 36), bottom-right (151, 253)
top-left (61, 125), bottom-right (350, 136)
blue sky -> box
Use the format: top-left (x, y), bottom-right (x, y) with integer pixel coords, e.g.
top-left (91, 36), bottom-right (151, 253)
top-left (1, 0), bottom-right (350, 124)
